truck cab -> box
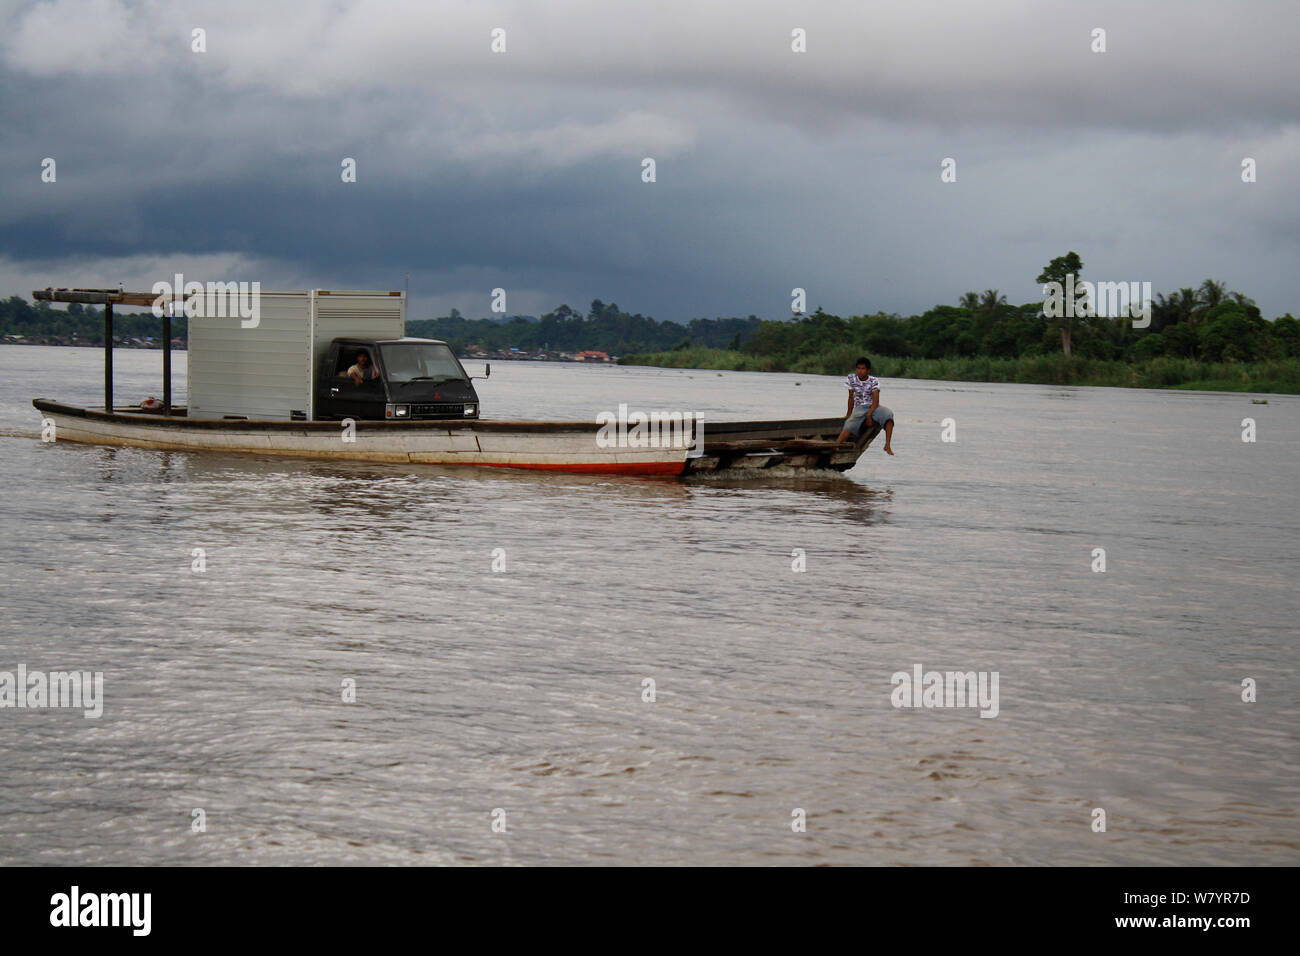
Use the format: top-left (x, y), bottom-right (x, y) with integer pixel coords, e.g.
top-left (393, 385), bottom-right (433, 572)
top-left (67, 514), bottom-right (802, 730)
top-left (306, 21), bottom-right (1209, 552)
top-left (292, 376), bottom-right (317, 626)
top-left (318, 337), bottom-right (481, 421)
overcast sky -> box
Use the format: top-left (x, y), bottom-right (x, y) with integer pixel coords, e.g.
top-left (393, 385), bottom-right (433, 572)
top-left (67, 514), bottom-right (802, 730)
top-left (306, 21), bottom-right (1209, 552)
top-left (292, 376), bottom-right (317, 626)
top-left (1, 0), bottom-right (1297, 323)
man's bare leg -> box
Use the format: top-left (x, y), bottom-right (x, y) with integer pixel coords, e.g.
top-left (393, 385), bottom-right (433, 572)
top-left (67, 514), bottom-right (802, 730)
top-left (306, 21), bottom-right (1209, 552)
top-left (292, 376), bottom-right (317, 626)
top-left (834, 429), bottom-right (852, 445)
top-left (882, 419), bottom-right (895, 455)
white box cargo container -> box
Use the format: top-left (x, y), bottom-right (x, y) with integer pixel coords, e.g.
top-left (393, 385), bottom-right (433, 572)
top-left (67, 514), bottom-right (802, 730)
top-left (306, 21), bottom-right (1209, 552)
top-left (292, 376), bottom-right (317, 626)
top-left (187, 290), bottom-right (404, 420)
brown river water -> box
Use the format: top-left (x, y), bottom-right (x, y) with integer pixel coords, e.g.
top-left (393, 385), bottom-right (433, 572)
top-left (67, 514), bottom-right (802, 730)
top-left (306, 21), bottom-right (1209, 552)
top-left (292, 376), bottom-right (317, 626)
top-left (0, 344), bottom-right (1296, 865)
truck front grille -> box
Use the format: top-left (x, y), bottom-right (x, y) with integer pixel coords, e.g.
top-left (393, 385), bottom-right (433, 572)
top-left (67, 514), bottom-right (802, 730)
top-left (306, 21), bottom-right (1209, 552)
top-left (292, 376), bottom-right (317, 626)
top-left (411, 403), bottom-right (467, 419)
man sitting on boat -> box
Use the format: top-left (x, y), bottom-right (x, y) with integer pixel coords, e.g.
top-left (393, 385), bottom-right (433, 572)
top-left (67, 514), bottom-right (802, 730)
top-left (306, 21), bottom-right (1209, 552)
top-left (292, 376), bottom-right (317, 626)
top-left (835, 357), bottom-right (894, 455)
top-left (347, 350), bottom-right (381, 386)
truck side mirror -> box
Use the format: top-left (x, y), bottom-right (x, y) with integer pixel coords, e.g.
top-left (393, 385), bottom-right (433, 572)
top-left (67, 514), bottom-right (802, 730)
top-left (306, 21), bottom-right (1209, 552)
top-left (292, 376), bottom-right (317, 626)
top-left (484, 363), bottom-right (491, 378)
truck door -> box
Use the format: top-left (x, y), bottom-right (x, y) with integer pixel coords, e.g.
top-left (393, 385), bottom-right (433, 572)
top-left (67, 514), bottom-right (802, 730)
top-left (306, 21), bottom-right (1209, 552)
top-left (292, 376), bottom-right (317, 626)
top-left (323, 344), bottom-right (387, 420)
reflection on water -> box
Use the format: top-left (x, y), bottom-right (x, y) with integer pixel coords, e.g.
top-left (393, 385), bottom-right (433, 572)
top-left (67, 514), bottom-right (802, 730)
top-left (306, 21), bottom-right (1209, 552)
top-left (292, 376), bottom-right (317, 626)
top-left (1, 346), bottom-right (1297, 865)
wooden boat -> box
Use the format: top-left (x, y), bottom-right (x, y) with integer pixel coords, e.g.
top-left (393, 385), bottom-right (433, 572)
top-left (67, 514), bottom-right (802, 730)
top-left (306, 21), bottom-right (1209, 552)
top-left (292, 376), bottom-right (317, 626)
top-left (32, 399), bottom-right (881, 475)
top-left (30, 286), bottom-right (881, 476)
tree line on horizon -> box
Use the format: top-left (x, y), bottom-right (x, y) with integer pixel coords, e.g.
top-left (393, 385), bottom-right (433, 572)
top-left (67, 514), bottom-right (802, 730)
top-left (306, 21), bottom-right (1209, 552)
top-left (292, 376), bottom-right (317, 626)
top-left (2, 252), bottom-right (1297, 365)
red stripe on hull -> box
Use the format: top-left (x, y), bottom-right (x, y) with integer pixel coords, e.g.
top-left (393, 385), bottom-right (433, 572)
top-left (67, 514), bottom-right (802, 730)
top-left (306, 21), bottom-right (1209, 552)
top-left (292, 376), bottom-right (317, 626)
top-left (466, 460), bottom-right (687, 476)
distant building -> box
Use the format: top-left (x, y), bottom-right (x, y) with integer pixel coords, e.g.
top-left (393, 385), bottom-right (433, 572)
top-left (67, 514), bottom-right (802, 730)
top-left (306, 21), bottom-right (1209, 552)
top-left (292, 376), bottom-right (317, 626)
top-left (574, 350), bottom-right (611, 362)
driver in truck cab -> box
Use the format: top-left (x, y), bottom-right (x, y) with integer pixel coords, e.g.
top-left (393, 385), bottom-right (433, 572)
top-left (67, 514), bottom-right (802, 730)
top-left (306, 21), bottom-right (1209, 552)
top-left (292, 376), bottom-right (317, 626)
top-left (347, 350), bottom-right (381, 386)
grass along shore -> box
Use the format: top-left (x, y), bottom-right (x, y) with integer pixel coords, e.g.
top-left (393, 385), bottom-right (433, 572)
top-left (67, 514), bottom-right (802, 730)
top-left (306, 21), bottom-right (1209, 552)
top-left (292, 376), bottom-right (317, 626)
top-left (619, 348), bottom-right (1300, 394)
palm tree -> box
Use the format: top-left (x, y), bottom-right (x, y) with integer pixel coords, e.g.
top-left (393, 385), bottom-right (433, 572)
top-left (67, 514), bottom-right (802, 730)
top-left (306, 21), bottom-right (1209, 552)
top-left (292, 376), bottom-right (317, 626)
top-left (1187, 279), bottom-right (1223, 328)
top-left (959, 291), bottom-right (980, 312)
top-left (1152, 291), bottom-right (1186, 332)
top-left (1198, 279), bottom-right (1227, 310)
top-left (979, 289), bottom-right (1007, 319)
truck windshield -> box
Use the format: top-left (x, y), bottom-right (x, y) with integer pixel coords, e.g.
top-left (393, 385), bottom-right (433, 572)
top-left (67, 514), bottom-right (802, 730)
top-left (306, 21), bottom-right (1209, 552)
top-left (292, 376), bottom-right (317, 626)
top-left (379, 342), bottom-right (465, 383)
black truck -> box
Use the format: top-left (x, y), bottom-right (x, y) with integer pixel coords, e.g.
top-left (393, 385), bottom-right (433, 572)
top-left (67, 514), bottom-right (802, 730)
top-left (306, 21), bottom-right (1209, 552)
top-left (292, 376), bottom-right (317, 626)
top-left (318, 337), bottom-right (485, 421)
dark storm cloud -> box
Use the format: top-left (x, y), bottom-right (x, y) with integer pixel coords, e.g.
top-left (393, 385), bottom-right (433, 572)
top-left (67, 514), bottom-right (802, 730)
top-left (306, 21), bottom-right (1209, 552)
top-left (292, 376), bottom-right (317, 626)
top-left (0, 0), bottom-right (1297, 321)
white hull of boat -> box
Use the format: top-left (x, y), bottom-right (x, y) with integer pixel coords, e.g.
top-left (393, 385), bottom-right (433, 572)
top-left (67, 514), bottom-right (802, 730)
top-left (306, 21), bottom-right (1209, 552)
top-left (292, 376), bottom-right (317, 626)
top-left (33, 400), bottom-right (874, 475)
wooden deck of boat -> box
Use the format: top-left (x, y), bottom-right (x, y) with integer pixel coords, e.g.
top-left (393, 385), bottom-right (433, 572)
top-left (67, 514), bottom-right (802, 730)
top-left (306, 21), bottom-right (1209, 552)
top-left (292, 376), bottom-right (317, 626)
top-left (701, 437), bottom-right (843, 452)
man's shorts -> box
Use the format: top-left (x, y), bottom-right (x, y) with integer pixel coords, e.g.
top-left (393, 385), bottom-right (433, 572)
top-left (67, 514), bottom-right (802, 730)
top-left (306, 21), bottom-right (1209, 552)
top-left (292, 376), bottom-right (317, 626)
top-left (844, 404), bottom-right (893, 435)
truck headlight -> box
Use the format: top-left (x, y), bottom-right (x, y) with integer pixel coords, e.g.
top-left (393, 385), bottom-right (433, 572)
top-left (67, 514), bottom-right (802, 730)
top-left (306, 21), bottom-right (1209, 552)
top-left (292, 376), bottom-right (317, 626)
top-left (464, 404), bottom-right (477, 417)
top-left (395, 405), bottom-right (409, 418)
